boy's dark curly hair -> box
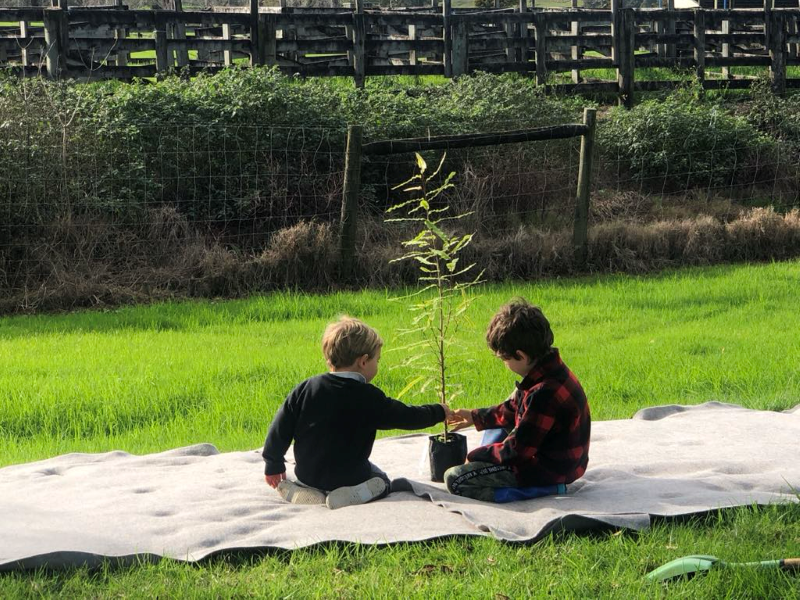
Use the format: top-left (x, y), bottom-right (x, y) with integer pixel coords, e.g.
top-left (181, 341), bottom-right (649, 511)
top-left (486, 298), bottom-right (554, 361)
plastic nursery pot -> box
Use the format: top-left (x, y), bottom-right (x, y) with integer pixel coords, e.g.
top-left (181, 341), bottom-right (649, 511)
top-left (428, 432), bottom-right (468, 482)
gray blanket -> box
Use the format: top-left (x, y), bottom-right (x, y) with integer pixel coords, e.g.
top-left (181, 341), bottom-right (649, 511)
top-left (1, 402), bottom-right (798, 571)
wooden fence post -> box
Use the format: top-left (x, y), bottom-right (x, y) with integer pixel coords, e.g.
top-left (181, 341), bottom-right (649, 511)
top-left (694, 9), bottom-right (705, 89)
top-left (340, 125), bottom-right (363, 280)
top-left (43, 8), bottom-right (65, 79)
top-left (666, 0), bottom-right (676, 60)
top-left (721, 15), bottom-right (730, 79)
top-left (346, 22), bottom-right (354, 67)
top-left (443, 0), bottom-right (452, 77)
top-left (250, 0), bottom-right (261, 66)
top-left (571, 3), bottom-right (581, 83)
top-left (788, 13), bottom-right (797, 62)
top-left (265, 14), bottom-right (277, 65)
top-left (534, 11), bottom-right (547, 86)
top-left (504, 13), bottom-right (513, 64)
top-left (452, 16), bottom-right (468, 76)
top-left (610, 0), bottom-right (619, 64)
top-left (166, 0), bottom-right (188, 68)
top-left (58, 0), bottom-right (69, 63)
top-left (409, 23), bottom-right (417, 66)
top-left (352, 0), bottom-right (366, 88)
top-left (222, 23), bottom-right (233, 66)
top-left (617, 8), bottom-right (635, 107)
top-left (518, 0), bottom-right (528, 64)
top-left (656, 6), bottom-right (665, 58)
top-left (114, 0), bottom-right (128, 67)
top-left (155, 19), bottom-right (169, 74)
top-left (573, 107), bottom-right (596, 267)
top-left (19, 20), bottom-right (30, 68)
top-left (767, 10), bottom-right (786, 95)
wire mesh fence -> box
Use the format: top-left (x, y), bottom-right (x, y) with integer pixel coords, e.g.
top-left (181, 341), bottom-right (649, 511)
top-left (596, 114), bottom-right (800, 223)
top-left (1, 101), bottom-right (799, 312)
top-left (362, 136), bottom-right (582, 233)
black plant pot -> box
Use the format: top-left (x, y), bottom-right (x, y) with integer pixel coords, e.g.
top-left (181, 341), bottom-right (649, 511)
top-left (428, 432), bottom-right (468, 482)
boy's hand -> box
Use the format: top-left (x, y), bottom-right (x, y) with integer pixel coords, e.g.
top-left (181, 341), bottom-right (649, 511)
top-left (447, 408), bottom-right (474, 432)
top-left (440, 403), bottom-right (456, 420)
top-left (265, 472), bottom-right (286, 488)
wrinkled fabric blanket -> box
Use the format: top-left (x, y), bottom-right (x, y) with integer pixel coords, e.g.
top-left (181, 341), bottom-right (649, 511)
top-left (1, 402), bottom-right (798, 571)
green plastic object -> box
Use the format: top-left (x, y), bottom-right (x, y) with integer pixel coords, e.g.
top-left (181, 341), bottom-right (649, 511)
top-left (646, 555), bottom-right (787, 582)
top-left (645, 555), bottom-right (720, 582)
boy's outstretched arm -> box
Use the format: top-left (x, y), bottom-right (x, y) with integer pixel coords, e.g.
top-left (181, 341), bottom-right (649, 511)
top-left (262, 399), bottom-right (297, 487)
top-left (370, 390), bottom-right (449, 430)
top-left (474, 390), bottom-right (517, 430)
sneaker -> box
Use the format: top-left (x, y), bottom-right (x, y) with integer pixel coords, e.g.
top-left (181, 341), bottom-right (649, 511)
top-left (325, 477), bottom-right (387, 510)
top-left (277, 480), bottom-right (326, 505)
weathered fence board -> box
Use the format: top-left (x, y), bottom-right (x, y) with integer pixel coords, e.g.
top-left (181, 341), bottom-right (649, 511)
top-left (2, 6), bottom-right (799, 101)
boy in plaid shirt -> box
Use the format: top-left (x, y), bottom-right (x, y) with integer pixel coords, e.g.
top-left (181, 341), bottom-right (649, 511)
top-left (445, 299), bottom-right (590, 502)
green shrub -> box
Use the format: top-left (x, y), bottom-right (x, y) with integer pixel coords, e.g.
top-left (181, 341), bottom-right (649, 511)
top-left (350, 72), bottom-right (586, 216)
top-left (0, 69), bottom-right (586, 240)
top-left (745, 77), bottom-right (800, 152)
top-left (598, 86), bottom-right (781, 192)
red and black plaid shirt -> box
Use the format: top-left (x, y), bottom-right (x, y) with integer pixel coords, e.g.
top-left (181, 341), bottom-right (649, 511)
top-left (469, 348), bottom-right (590, 486)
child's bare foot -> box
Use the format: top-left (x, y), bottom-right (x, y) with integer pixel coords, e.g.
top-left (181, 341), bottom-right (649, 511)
top-left (277, 480), bottom-right (326, 505)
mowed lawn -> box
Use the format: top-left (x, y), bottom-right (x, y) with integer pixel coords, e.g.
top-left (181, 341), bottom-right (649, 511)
top-left (1, 261), bottom-right (799, 597)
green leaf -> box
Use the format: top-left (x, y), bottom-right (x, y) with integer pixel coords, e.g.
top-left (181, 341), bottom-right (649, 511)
top-left (386, 197), bottom-right (425, 214)
top-left (415, 152), bottom-right (427, 175)
top-left (384, 217), bottom-right (425, 223)
top-left (395, 375), bottom-right (425, 399)
top-left (425, 220), bottom-right (450, 242)
top-left (430, 212), bottom-right (474, 225)
top-left (425, 153), bottom-right (447, 182)
top-left (390, 173), bottom-right (421, 191)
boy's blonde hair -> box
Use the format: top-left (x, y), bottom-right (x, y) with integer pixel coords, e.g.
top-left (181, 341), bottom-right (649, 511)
top-left (322, 316), bottom-right (383, 368)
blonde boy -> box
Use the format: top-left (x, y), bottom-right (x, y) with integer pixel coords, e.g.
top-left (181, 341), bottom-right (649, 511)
top-left (263, 316), bottom-right (451, 510)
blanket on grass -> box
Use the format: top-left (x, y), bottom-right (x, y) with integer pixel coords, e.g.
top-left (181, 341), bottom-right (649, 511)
top-left (1, 402), bottom-right (798, 571)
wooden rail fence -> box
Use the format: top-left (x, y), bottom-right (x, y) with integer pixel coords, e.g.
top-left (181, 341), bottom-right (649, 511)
top-left (2, 3), bottom-right (800, 103)
top-left (338, 107), bottom-right (597, 277)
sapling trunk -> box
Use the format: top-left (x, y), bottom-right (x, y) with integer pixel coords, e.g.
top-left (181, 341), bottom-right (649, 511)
top-left (436, 233), bottom-right (449, 438)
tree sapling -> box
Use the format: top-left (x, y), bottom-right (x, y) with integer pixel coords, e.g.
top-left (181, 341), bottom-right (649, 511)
top-left (386, 153), bottom-right (483, 481)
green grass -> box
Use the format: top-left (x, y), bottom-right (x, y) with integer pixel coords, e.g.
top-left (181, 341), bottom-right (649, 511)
top-left (1, 261), bottom-right (799, 597)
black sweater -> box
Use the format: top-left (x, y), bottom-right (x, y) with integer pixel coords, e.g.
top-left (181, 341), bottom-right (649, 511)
top-left (262, 373), bottom-right (445, 491)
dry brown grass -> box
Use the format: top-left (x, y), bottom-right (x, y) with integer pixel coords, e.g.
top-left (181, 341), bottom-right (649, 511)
top-left (1, 208), bottom-right (799, 314)
top-left (250, 220), bottom-right (338, 290)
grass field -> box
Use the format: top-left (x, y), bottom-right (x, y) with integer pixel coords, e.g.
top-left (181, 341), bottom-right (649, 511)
top-left (1, 261), bottom-right (799, 597)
